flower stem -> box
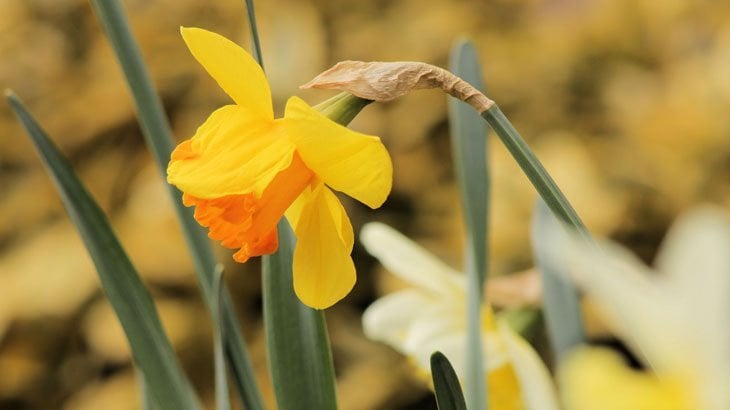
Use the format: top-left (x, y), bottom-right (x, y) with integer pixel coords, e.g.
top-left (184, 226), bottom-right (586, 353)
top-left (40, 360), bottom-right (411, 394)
top-left (242, 0), bottom-right (264, 68)
top-left (482, 104), bottom-right (588, 356)
top-left (314, 92), bottom-right (372, 125)
top-left (481, 105), bottom-right (588, 237)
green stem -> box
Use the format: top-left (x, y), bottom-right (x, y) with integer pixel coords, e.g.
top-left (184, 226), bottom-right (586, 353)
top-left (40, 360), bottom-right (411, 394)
top-left (262, 221), bottom-right (338, 410)
top-left (481, 105), bottom-right (588, 236)
top-left (481, 104), bottom-right (587, 354)
top-left (243, 0), bottom-right (264, 68)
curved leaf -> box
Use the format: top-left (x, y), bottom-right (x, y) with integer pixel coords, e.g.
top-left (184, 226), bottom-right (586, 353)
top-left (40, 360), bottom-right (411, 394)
top-left (7, 91), bottom-right (200, 410)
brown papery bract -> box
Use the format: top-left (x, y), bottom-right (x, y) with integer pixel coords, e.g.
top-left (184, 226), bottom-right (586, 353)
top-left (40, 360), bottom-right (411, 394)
top-left (302, 61), bottom-right (494, 113)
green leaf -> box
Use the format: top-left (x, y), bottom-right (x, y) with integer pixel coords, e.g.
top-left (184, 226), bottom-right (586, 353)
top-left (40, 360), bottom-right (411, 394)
top-left (430, 352), bottom-right (467, 410)
top-left (137, 369), bottom-right (158, 410)
top-left (531, 200), bottom-right (585, 361)
top-left (87, 2), bottom-right (264, 408)
top-left (448, 39), bottom-right (488, 410)
top-left (6, 91), bottom-right (200, 410)
top-left (212, 265), bottom-right (232, 410)
top-left (262, 220), bottom-right (338, 410)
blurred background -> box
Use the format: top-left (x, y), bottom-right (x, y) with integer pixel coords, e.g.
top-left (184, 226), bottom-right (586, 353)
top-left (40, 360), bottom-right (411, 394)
top-left (2, 0), bottom-right (730, 408)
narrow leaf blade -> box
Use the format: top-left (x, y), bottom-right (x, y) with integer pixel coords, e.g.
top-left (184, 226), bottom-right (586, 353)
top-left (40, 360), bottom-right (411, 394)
top-left (448, 40), bottom-right (489, 289)
top-left (431, 352), bottom-right (467, 410)
top-left (531, 200), bottom-right (586, 361)
top-left (212, 266), bottom-right (232, 410)
top-left (263, 220), bottom-right (338, 410)
top-left (137, 369), bottom-right (158, 410)
top-left (6, 91), bottom-right (200, 410)
top-left (448, 40), bottom-right (488, 410)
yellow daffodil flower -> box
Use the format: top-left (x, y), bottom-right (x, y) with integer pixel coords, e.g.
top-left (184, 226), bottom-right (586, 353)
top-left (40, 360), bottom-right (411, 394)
top-left (167, 27), bottom-right (392, 309)
top-left (360, 222), bottom-right (559, 410)
top-left (547, 206), bottom-right (730, 409)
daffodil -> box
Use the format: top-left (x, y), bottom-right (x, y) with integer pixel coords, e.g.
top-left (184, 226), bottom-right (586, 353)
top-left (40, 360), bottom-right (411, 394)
top-left (360, 222), bottom-right (559, 410)
top-left (167, 27), bottom-right (392, 309)
top-left (545, 206), bottom-right (730, 409)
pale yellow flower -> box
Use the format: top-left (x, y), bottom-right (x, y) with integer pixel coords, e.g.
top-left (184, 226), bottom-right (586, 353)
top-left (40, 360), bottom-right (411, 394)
top-left (360, 222), bottom-right (559, 410)
top-left (549, 206), bottom-right (730, 409)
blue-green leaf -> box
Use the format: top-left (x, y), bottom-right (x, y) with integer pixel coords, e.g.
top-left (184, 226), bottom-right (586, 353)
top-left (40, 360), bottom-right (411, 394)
top-left (448, 39), bottom-right (488, 410)
top-left (262, 220), bottom-right (338, 410)
top-left (212, 265), bottom-right (232, 410)
top-left (137, 369), bottom-right (158, 410)
top-left (531, 200), bottom-right (586, 361)
top-left (6, 91), bottom-right (200, 410)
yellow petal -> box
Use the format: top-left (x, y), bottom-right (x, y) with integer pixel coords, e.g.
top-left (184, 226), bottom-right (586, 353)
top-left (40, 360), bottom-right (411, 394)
top-left (180, 27), bottom-right (273, 119)
top-left (287, 183), bottom-right (355, 309)
top-left (487, 364), bottom-right (524, 410)
top-left (167, 105), bottom-right (295, 198)
top-left (359, 222), bottom-right (465, 294)
top-left (560, 348), bottom-right (693, 410)
top-left (283, 96), bottom-right (392, 209)
top-left (498, 322), bottom-right (559, 410)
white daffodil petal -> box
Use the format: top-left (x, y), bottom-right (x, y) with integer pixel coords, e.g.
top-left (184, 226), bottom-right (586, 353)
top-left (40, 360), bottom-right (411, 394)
top-left (401, 304), bottom-right (464, 355)
top-left (362, 290), bottom-right (436, 347)
top-left (408, 328), bottom-right (511, 377)
top-left (655, 207), bottom-right (730, 290)
top-left (654, 207), bottom-right (730, 410)
top-left (499, 322), bottom-right (560, 410)
top-left (546, 224), bottom-right (684, 373)
top-left (413, 331), bottom-right (469, 377)
top-left (360, 222), bottom-right (465, 294)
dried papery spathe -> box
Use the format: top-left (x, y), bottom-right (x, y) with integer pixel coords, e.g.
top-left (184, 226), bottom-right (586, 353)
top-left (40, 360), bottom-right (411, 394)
top-left (302, 61), bottom-right (495, 113)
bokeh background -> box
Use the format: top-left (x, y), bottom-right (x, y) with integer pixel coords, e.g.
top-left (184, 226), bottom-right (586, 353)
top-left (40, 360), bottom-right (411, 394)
top-left (2, 0), bottom-right (730, 408)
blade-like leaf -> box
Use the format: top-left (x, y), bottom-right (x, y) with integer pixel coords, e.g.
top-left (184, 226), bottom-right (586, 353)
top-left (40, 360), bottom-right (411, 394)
top-left (531, 200), bottom-right (585, 361)
top-left (431, 352), bottom-right (467, 410)
top-left (262, 220), bottom-right (338, 410)
top-left (137, 369), bottom-right (158, 410)
top-left (448, 39), bottom-right (488, 410)
top-left (212, 265), bottom-right (232, 410)
top-left (449, 40), bottom-right (489, 291)
top-left (6, 91), bottom-right (200, 410)
top-left (87, 2), bottom-right (263, 408)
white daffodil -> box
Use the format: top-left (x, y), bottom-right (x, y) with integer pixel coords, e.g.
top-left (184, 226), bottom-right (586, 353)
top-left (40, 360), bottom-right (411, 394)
top-left (545, 206), bottom-right (730, 410)
top-left (360, 222), bottom-right (559, 410)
